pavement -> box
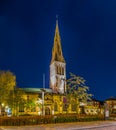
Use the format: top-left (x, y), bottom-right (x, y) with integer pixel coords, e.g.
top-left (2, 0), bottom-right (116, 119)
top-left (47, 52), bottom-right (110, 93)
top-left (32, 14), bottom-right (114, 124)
top-left (0, 121), bottom-right (116, 130)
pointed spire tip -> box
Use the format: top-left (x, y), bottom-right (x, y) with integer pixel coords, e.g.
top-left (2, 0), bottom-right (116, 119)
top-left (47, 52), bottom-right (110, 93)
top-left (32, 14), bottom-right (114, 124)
top-left (56, 15), bottom-right (58, 25)
top-left (56, 15), bottom-right (58, 20)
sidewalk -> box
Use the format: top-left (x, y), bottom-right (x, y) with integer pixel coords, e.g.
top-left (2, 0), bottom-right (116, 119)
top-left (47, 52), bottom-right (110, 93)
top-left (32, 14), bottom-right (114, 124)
top-left (0, 121), bottom-right (116, 130)
top-left (44, 121), bottom-right (116, 130)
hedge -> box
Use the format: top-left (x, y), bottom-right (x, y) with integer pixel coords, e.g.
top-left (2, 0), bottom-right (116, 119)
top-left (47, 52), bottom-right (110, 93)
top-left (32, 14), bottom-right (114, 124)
top-left (0, 114), bottom-right (104, 126)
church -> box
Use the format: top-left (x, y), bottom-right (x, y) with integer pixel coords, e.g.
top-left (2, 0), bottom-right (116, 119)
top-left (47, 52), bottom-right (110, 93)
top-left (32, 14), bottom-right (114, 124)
top-left (17, 20), bottom-right (104, 116)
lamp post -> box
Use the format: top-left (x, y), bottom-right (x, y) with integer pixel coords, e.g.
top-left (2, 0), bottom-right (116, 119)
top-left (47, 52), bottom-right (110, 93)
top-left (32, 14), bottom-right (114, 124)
top-left (1, 103), bottom-right (4, 116)
top-left (40, 73), bottom-right (46, 115)
top-left (40, 89), bottom-right (46, 115)
top-left (0, 96), bottom-right (2, 116)
top-left (0, 103), bottom-right (1, 116)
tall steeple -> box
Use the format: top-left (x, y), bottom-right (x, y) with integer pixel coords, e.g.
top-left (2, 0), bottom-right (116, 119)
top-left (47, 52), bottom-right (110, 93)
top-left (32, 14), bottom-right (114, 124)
top-left (51, 18), bottom-right (65, 64)
top-left (50, 18), bottom-right (66, 94)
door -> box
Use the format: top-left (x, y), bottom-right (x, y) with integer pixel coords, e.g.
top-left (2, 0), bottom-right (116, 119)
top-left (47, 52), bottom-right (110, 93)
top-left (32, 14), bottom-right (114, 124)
top-left (45, 107), bottom-right (50, 115)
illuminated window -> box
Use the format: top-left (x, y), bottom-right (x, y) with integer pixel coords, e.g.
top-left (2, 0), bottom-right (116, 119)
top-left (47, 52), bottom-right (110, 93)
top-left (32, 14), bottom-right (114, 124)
top-left (27, 95), bottom-right (29, 100)
top-left (54, 102), bottom-right (58, 111)
top-left (71, 104), bottom-right (77, 111)
top-left (62, 67), bottom-right (64, 75)
top-left (63, 104), bottom-right (67, 111)
top-left (19, 105), bottom-right (24, 112)
top-left (56, 66), bottom-right (58, 74)
top-left (58, 66), bottom-right (60, 74)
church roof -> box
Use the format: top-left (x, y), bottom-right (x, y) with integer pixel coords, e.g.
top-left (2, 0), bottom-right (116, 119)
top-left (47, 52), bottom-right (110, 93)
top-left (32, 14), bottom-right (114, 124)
top-left (23, 88), bottom-right (53, 93)
top-left (51, 19), bottom-right (65, 64)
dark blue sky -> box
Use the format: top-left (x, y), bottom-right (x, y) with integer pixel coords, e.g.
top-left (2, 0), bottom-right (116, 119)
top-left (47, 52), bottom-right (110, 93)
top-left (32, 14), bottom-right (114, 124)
top-left (0, 0), bottom-right (116, 101)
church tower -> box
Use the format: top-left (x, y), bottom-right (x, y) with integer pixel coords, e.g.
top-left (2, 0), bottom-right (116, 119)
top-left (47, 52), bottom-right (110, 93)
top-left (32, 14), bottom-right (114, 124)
top-left (50, 19), bottom-right (66, 94)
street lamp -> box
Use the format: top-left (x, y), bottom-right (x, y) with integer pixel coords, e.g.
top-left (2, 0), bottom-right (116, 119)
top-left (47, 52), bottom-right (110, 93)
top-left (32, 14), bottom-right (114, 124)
top-left (1, 103), bottom-right (4, 116)
top-left (40, 88), bottom-right (46, 116)
top-left (2, 103), bottom-right (4, 107)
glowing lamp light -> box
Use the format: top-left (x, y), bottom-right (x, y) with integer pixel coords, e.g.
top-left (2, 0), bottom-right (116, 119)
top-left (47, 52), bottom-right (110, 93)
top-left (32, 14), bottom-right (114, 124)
top-left (2, 103), bottom-right (4, 107)
top-left (5, 106), bottom-right (8, 109)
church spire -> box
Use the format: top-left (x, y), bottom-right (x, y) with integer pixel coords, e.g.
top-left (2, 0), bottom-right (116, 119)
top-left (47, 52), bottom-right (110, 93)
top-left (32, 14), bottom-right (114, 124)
top-left (50, 18), bottom-right (66, 94)
top-left (51, 18), bottom-right (65, 64)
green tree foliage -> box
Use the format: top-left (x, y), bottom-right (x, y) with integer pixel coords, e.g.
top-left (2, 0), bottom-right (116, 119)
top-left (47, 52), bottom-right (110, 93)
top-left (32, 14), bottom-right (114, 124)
top-left (66, 73), bottom-right (92, 112)
top-left (7, 88), bottom-right (26, 116)
top-left (25, 96), bottom-right (42, 113)
top-left (25, 98), bottom-right (36, 110)
top-left (0, 71), bottom-right (16, 103)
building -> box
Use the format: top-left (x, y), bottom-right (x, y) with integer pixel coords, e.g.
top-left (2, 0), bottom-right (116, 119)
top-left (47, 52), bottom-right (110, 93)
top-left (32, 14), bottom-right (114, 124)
top-left (105, 97), bottom-right (116, 115)
top-left (84, 99), bottom-right (104, 115)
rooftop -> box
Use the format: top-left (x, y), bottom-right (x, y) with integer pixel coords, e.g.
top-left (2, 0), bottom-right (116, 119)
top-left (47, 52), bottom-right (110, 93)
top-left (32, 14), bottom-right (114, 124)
top-left (23, 88), bottom-right (53, 93)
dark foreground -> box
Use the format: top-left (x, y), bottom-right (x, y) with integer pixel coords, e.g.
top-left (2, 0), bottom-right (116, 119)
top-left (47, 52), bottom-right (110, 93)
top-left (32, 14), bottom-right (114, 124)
top-left (0, 121), bottom-right (116, 130)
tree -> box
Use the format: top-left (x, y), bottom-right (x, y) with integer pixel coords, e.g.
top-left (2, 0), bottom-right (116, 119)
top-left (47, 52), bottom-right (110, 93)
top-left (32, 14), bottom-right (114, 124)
top-left (0, 70), bottom-right (16, 115)
top-left (25, 98), bottom-right (36, 112)
top-left (7, 88), bottom-right (26, 116)
top-left (66, 73), bottom-right (92, 114)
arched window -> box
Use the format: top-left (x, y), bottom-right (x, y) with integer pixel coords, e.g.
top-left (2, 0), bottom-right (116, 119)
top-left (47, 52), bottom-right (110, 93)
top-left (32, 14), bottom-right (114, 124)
top-left (27, 95), bottom-right (29, 100)
top-left (19, 105), bottom-right (24, 112)
top-left (54, 102), bottom-right (58, 111)
top-left (63, 104), bottom-right (67, 111)
top-left (57, 66), bottom-right (60, 74)
top-left (56, 66), bottom-right (58, 74)
top-left (59, 66), bottom-right (61, 74)
top-left (60, 66), bottom-right (62, 75)
top-left (62, 67), bottom-right (64, 75)
top-left (71, 104), bottom-right (77, 111)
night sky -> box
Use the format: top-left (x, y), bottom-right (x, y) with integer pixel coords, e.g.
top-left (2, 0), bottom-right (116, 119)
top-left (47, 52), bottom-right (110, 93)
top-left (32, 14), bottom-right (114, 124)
top-left (0, 0), bottom-right (116, 101)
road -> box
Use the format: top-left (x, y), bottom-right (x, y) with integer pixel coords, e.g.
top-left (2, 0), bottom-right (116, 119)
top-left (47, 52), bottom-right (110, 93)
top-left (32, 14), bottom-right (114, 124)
top-left (0, 121), bottom-right (116, 130)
